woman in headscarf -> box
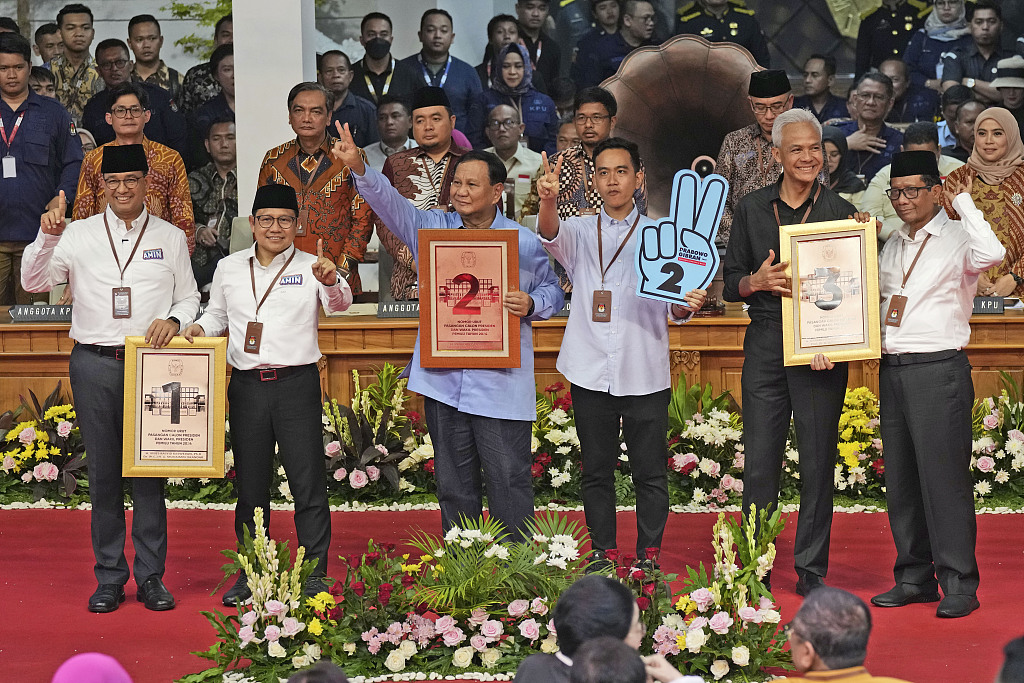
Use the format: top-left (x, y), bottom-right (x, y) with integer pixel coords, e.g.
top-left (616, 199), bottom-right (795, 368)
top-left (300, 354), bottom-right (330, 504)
top-left (822, 125), bottom-right (866, 205)
top-left (466, 42), bottom-right (559, 154)
top-left (904, 0), bottom-right (972, 94)
top-left (942, 107), bottom-right (1024, 297)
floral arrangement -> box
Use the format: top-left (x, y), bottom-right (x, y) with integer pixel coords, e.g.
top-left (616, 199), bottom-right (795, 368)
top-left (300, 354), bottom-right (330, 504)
top-left (0, 383), bottom-right (85, 501)
top-left (652, 506), bottom-right (791, 681)
top-left (969, 373), bottom-right (1024, 500)
top-left (531, 382), bottom-right (583, 502)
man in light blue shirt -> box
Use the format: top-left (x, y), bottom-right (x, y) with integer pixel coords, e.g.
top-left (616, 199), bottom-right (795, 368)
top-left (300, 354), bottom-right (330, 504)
top-left (332, 122), bottom-right (563, 542)
top-left (536, 138), bottom-right (706, 569)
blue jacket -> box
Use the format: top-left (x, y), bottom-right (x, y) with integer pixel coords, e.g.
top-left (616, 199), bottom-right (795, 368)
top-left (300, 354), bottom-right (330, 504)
top-left (400, 52), bottom-right (482, 135)
top-left (466, 87), bottom-right (559, 155)
top-left (0, 91), bottom-right (83, 242)
top-left (904, 29), bottom-right (973, 86)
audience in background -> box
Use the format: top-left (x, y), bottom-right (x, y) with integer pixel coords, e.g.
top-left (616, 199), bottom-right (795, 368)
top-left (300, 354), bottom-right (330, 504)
top-left (993, 55), bottom-right (1024, 128)
top-left (574, 0), bottom-right (657, 89)
top-left (180, 12), bottom-right (232, 113)
top-left (33, 22), bottom-right (63, 65)
top-left (943, 99), bottom-right (985, 162)
top-left (319, 50), bottom-right (378, 148)
top-left (555, 116), bottom-right (581, 152)
top-left (364, 94), bottom-right (413, 172)
top-left (904, 0), bottom-right (971, 94)
top-left (938, 84), bottom-right (973, 147)
top-left (50, 3), bottom-right (101, 125)
top-left (794, 54), bottom-right (849, 124)
top-left (572, 0), bottom-right (621, 73)
top-left (855, 0), bottom-right (923, 78)
top-left (483, 103), bottom-right (542, 221)
top-left (837, 72), bottom-right (903, 182)
top-left (349, 12), bottom-right (420, 106)
top-left (477, 14), bottom-right (524, 91)
top-left (677, 0), bottom-right (770, 68)
top-left (191, 43), bottom-right (235, 168)
top-left (28, 65), bottom-right (56, 97)
top-left (822, 125), bottom-right (866, 205)
top-left (517, 0), bottom-right (561, 93)
top-left (942, 0), bottom-right (1011, 104)
top-left (880, 58), bottom-right (940, 122)
top-left (0, 17), bottom-right (20, 34)
top-left (189, 115), bottom-right (237, 288)
top-left (128, 14), bottom-right (183, 104)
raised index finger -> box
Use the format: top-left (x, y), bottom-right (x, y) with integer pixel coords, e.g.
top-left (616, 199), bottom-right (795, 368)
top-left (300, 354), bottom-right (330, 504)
top-left (317, 238), bottom-right (324, 259)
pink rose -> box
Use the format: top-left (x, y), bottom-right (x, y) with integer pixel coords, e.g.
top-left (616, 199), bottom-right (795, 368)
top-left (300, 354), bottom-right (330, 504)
top-left (17, 426), bottom-right (36, 444)
top-left (721, 474), bottom-right (735, 490)
top-left (690, 588), bottom-right (715, 612)
top-left (238, 625), bottom-right (257, 647)
top-left (263, 624), bottom-right (282, 641)
top-left (375, 444), bottom-right (388, 455)
top-left (21, 472), bottom-right (32, 482)
top-left (241, 610), bottom-right (259, 626)
top-left (689, 616), bottom-right (708, 630)
top-left (56, 421), bottom-right (73, 438)
top-left (366, 465), bottom-right (381, 481)
top-left (983, 414), bottom-right (999, 430)
top-left (41, 462), bottom-right (59, 481)
top-left (480, 620), bottom-right (503, 640)
top-left (508, 599), bottom-right (530, 617)
top-left (531, 597), bottom-right (549, 616)
top-left (281, 617), bottom-right (303, 637)
top-left (732, 452), bottom-right (745, 470)
top-left (1009, 429), bottom-right (1024, 442)
top-left (265, 600), bottom-right (286, 617)
top-left (708, 611), bottom-right (733, 635)
top-left (325, 441), bottom-right (341, 456)
top-left (976, 456), bottom-right (996, 473)
top-left (468, 608), bottom-right (489, 626)
top-left (442, 627), bottom-right (465, 646)
top-left (435, 615), bottom-right (456, 633)
top-left (518, 618), bottom-right (541, 641)
top-left (872, 438), bottom-right (883, 452)
top-left (1, 455), bottom-right (14, 472)
top-left (759, 596), bottom-right (774, 610)
top-left (730, 478), bottom-right (744, 494)
top-left (349, 469), bottom-right (369, 489)
top-left (470, 634), bottom-right (488, 651)
top-left (737, 606), bottom-right (759, 623)
top-left (708, 461), bottom-right (721, 477)
top-left (547, 619), bottom-right (557, 636)
top-left (333, 467), bottom-right (348, 481)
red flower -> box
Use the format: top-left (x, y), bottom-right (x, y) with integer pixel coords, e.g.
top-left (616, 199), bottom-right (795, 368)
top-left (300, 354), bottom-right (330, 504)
top-left (351, 581), bottom-right (366, 596)
top-left (554, 395), bottom-right (573, 412)
top-left (349, 555), bottom-right (361, 569)
top-left (615, 566), bottom-right (630, 579)
top-left (404, 410), bottom-right (422, 424)
top-left (329, 582), bottom-right (344, 598)
top-left (870, 459), bottom-right (885, 477)
top-left (401, 574), bottom-right (416, 588)
top-left (531, 463), bottom-right (546, 478)
top-left (534, 452), bottom-right (552, 465)
top-left (680, 461), bottom-right (698, 475)
top-left (544, 382), bottom-right (565, 394)
top-left (623, 555), bottom-right (636, 567)
top-left (636, 596), bottom-right (651, 611)
top-left (424, 460), bottom-right (435, 474)
top-left (642, 582), bottom-right (657, 596)
top-left (630, 568), bottom-right (647, 581)
top-left (644, 547), bottom-right (661, 561)
top-left (326, 606), bottom-right (342, 620)
top-left (378, 583), bottom-right (394, 601)
top-left (226, 469), bottom-right (236, 480)
top-left (604, 549), bottom-right (620, 562)
top-left (381, 542), bottom-right (397, 553)
top-left (366, 552), bottom-right (381, 562)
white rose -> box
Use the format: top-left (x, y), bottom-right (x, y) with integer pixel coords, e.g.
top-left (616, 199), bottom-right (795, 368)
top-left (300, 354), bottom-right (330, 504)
top-left (540, 636), bottom-right (558, 653)
top-left (480, 648), bottom-right (501, 668)
top-left (303, 643), bottom-right (321, 660)
top-left (343, 643), bottom-right (357, 655)
top-left (452, 646), bottom-right (475, 668)
top-left (384, 649), bottom-right (407, 672)
top-left (710, 659), bottom-right (730, 680)
top-left (685, 627), bottom-right (707, 653)
top-left (292, 654), bottom-right (311, 669)
top-left (267, 641), bottom-right (287, 658)
top-left (760, 609), bottom-right (781, 624)
top-left (731, 645), bottom-right (750, 667)
top-left (399, 639), bottom-right (418, 658)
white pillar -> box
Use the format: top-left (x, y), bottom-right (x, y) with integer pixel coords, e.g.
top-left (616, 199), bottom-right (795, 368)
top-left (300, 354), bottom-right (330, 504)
top-left (233, 0), bottom-right (317, 217)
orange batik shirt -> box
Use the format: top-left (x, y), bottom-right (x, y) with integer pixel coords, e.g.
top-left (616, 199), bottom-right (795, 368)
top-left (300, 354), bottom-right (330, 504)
top-left (257, 134), bottom-right (374, 294)
top-left (73, 137), bottom-right (196, 254)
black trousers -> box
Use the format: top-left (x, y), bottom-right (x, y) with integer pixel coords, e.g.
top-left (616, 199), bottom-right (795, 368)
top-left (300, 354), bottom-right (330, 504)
top-left (228, 364), bottom-right (331, 575)
top-left (880, 351), bottom-right (979, 597)
top-left (740, 319), bottom-right (847, 578)
top-left (70, 345), bottom-right (167, 586)
top-left (573, 384), bottom-right (671, 556)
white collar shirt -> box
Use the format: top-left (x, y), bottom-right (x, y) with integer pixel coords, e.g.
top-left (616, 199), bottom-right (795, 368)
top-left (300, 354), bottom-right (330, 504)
top-left (194, 243), bottom-right (352, 370)
top-left (879, 193), bottom-right (1004, 354)
top-left (486, 145), bottom-right (543, 220)
top-left (541, 205), bottom-right (688, 396)
top-left (364, 138), bottom-right (414, 172)
top-left (21, 206), bottom-right (200, 345)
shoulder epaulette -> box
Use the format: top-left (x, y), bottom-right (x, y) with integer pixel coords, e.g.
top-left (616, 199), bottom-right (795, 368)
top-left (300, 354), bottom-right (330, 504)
top-left (860, 7), bottom-right (876, 20)
top-left (907, 0), bottom-right (928, 10)
top-left (734, 7), bottom-right (755, 15)
top-left (677, 1), bottom-right (697, 17)
top-left (680, 11), bottom-right (701, 22)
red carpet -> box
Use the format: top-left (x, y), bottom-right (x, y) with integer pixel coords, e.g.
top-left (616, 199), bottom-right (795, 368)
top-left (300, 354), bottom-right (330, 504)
top-left (0, 508), bottom-right (1019, 683)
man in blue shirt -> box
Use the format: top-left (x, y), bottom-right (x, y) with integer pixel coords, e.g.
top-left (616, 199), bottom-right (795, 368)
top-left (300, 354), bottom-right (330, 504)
top-left (0, 32), bottom-right (82, 304)
top-left (333, 121), bottom-right (564, 543)
top-left (574, 0), bottom-right (658, 89)
top-left (318, 50), bottom-right (378, 148)
top-left (401, 9), bottom-right (481, 135)
top-left (836, 72), bottom-right (903, 183)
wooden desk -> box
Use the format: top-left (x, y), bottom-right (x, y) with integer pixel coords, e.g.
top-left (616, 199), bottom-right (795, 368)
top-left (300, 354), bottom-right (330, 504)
top-left (2, 306), bottom-right (1023, 411)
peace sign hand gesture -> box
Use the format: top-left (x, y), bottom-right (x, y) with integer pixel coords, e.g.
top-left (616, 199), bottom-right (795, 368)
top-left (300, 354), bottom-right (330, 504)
top-left (311, 239), bottom-right (339, 286)
top-left (635, 169), bottom-right (727, 305)
top-left (537, 151), bottom-right (562, 202)
top-left (329, 122), bottom-right (366, 176)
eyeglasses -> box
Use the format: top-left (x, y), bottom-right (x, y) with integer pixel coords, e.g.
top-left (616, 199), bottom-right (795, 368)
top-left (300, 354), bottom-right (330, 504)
top-left (628, 13), bottom-right (656, 24)
top-left (255, 215), bottom-right (297, 229)
top-left (487, 118), bottom-right (519, 130)
top-left (857, 92), bottom-right (890, 103)
top-left (750, 101), bottom-right (788, 115)
top-left (97, 59), bottom-right (129, 71)
top-left (102, 176), bottom-right (143, 189)
top-left (885, 185), bottom-right (936, 200)
top-left (574, 113), bottom-right (610, 125)
top-left (111, 105), bottom-right (145, 119)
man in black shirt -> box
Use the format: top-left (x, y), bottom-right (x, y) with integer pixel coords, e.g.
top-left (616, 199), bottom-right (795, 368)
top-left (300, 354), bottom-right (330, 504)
top-left (855, 0), bottom-right (927, 77)
top-left (349, 12), bottom-right (419, 106)
top-left (516, 0), bottom-right (561, 93)
top-left (724, 108), bottom-right (867, 597)
top-left (941, 0), bottom-right (1012, 105)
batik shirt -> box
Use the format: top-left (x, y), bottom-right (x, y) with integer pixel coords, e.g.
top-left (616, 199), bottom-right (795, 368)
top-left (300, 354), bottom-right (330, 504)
top-left (188, 163), bottom-right (238, 270)
top-left (131, 61), bottom-right (183, 105)
top-left (180, 62), bottom-right (220, 114)
top-left (50, 53), bottom-right (103, 126)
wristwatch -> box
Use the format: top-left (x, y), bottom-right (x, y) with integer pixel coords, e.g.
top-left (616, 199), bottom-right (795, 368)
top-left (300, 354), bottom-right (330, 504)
top-left (337, 256), bottom-right (353, 280)
top-left (1012, 273), bottom-right (1024, 287)
top-left (965, 78), bottom-right (976, 88)
top-left (168, 316), bottom-right (181, 329)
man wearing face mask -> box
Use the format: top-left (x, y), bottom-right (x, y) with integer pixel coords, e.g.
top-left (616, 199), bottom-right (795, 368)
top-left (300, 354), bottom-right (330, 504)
top-left (349, 12), bottom-right (419, 106)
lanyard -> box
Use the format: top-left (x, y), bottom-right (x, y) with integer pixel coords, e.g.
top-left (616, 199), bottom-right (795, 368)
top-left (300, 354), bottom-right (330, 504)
top-left (364, 58), bottom-right (395, 102)
top-left (899, 232), bottom-right (932, 292)
top-left (249, 249), bottom-right (297, 320)
top-left (418, 54), bottom-right (451, 87)
top-left (533, 39), bottom-right (542, 67)
top-left (103, 212), bottom-right (150, 284)
top-left (772, 184), bottom-right (822, 227)
top-left (0, 113), bottom-right (24, 151)
top-left (596, 213), bottom-right (641, 289)
top-left (419, 154), bottom-right (450, 203)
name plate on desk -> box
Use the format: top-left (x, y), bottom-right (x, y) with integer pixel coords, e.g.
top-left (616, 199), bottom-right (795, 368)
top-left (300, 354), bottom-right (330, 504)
top-left (9, 305), bottom-right (72, 322)
top-left (377, 301), bottom-right (420, 318)
top-left (973, 297), bottom-right (1005, 315)
top-left (554, 300), bottom-right (571, 318)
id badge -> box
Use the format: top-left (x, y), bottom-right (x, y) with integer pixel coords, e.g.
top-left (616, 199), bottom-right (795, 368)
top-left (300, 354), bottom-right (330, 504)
top-left (243, 321), bottom-right (264, 354)
top-left (112, 287), bottom-right (131, 319)
top-left (296, 207), bottom-right (308, 236)
top-left (2, 155), bottom-right (15, 179)
top-left (580, 207), bottom-right (599, 216)
top-left (592, 289), bottom-right (612, 322)
top-left (885, 294), bottom-right (908, 327)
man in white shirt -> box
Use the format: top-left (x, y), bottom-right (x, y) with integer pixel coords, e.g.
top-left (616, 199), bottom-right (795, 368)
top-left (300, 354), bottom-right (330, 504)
top-left (183, 184), bottom-right (352, 606)
top-left (23, 144), bottom-right (200, 613)
top-left (363, 94), bottom-right (413, 172)
top-left (485, 103), bottom-right (542, 222)
top-left (536, 138), bottom-right (706, 569)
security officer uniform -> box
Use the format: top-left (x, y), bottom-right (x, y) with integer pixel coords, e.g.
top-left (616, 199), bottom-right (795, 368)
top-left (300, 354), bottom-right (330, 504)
top-left (855, 0), bottom-right (929, 77)
top-left (676, 1), bottom-right (770, 67)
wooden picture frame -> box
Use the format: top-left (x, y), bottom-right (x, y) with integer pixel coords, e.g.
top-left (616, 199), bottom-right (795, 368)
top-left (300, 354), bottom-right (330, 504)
top-left (418, 229), bottom-right (521, 368)
top-left (122, 336), bottom-right (227, 478)
top-left (780, 219), bottom-right (881, 366)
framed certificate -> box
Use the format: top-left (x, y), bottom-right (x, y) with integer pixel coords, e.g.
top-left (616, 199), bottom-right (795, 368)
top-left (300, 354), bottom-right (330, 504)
top-left (122, 336), bottom-right (228, 477)
top-left (418, 229), bottom-right (520, 368)
top-left (780, 219), bottom-right (881, 366)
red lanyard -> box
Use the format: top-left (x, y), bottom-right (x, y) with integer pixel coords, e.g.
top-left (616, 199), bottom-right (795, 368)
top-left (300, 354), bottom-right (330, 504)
top-left (0, 113), bottom-right (24, 151)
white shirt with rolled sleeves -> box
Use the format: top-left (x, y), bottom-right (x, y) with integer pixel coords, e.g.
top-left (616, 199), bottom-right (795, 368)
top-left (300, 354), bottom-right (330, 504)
top-left (541, 205), bottom-right (690, 397)
top-left (879, 193), bottom-right (1005, 354)
top-left (21, 206), bottom-right (200, 345)
top-left (193, 243), bottom-right (352, 370)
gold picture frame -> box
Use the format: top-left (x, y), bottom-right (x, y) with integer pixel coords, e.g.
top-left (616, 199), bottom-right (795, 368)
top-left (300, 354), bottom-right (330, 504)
top-left (122, 336), bottom-right (227, 477)
top-left (780, 219), bottom-right (881, 366)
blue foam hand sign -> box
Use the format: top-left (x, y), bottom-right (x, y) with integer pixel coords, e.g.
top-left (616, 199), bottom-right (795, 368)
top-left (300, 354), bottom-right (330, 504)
top-left (635, 169), bottom-right (728, 305)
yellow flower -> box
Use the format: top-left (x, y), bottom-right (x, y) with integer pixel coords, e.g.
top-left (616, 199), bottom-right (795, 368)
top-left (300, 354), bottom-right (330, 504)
top-left (401, 563), bottom-right (422, 574)
top-left (419, 554), bottom-right (433, 562)
top-left (675, 595), bottom-right (697, 614)
top-left (838, 442), bottom-right (865, 469)
top-left (401, 553), bottom-right (410, 560)
top-left (676, 634), bottom-right (687, 650)
top-left (305, 592), bottom-right (336, 612)
top-left (308, 618), bottom-right (323, 636)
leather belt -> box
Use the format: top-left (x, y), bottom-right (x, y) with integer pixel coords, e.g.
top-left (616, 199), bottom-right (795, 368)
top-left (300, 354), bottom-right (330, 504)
top-left (77, 343), bottom-right (126, 361)
top-left (233, 364), bottom-right (314, 382)
top-left (881, 349), bottom-right (961, 366)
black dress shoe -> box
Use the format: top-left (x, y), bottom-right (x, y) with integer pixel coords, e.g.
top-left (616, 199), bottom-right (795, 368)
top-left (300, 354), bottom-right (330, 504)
top-left (222, 573), bottom-right (252, 607)
top-left (303, 575), bottom-right (329, 598)
top-left (584, 550), bottom-right (614, 575)
top-left (795, 574), bottom-right (826, 597)
top-left (870, 584), bottom-right (940, 608)
top-left (88, 584), bottom-right (126, 613)
top-left (936, 594), bottom-right (980, 618)
top-left (137, 576), bottom-right (175, 611)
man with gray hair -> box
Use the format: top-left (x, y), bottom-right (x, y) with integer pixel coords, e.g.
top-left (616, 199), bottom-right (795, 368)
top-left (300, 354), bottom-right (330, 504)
top-left (784, 587), bottom-right (913, 681)
top-left (724, 108), bottom-right (870, 596)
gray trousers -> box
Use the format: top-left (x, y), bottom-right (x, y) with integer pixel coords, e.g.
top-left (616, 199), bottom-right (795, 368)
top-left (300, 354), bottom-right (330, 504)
top-left (880, 351), bottom-right (979, 597)
top-left (424, 397), bottom-right (534, 543)
top-left (70, 345), bottom-right (167, 586)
